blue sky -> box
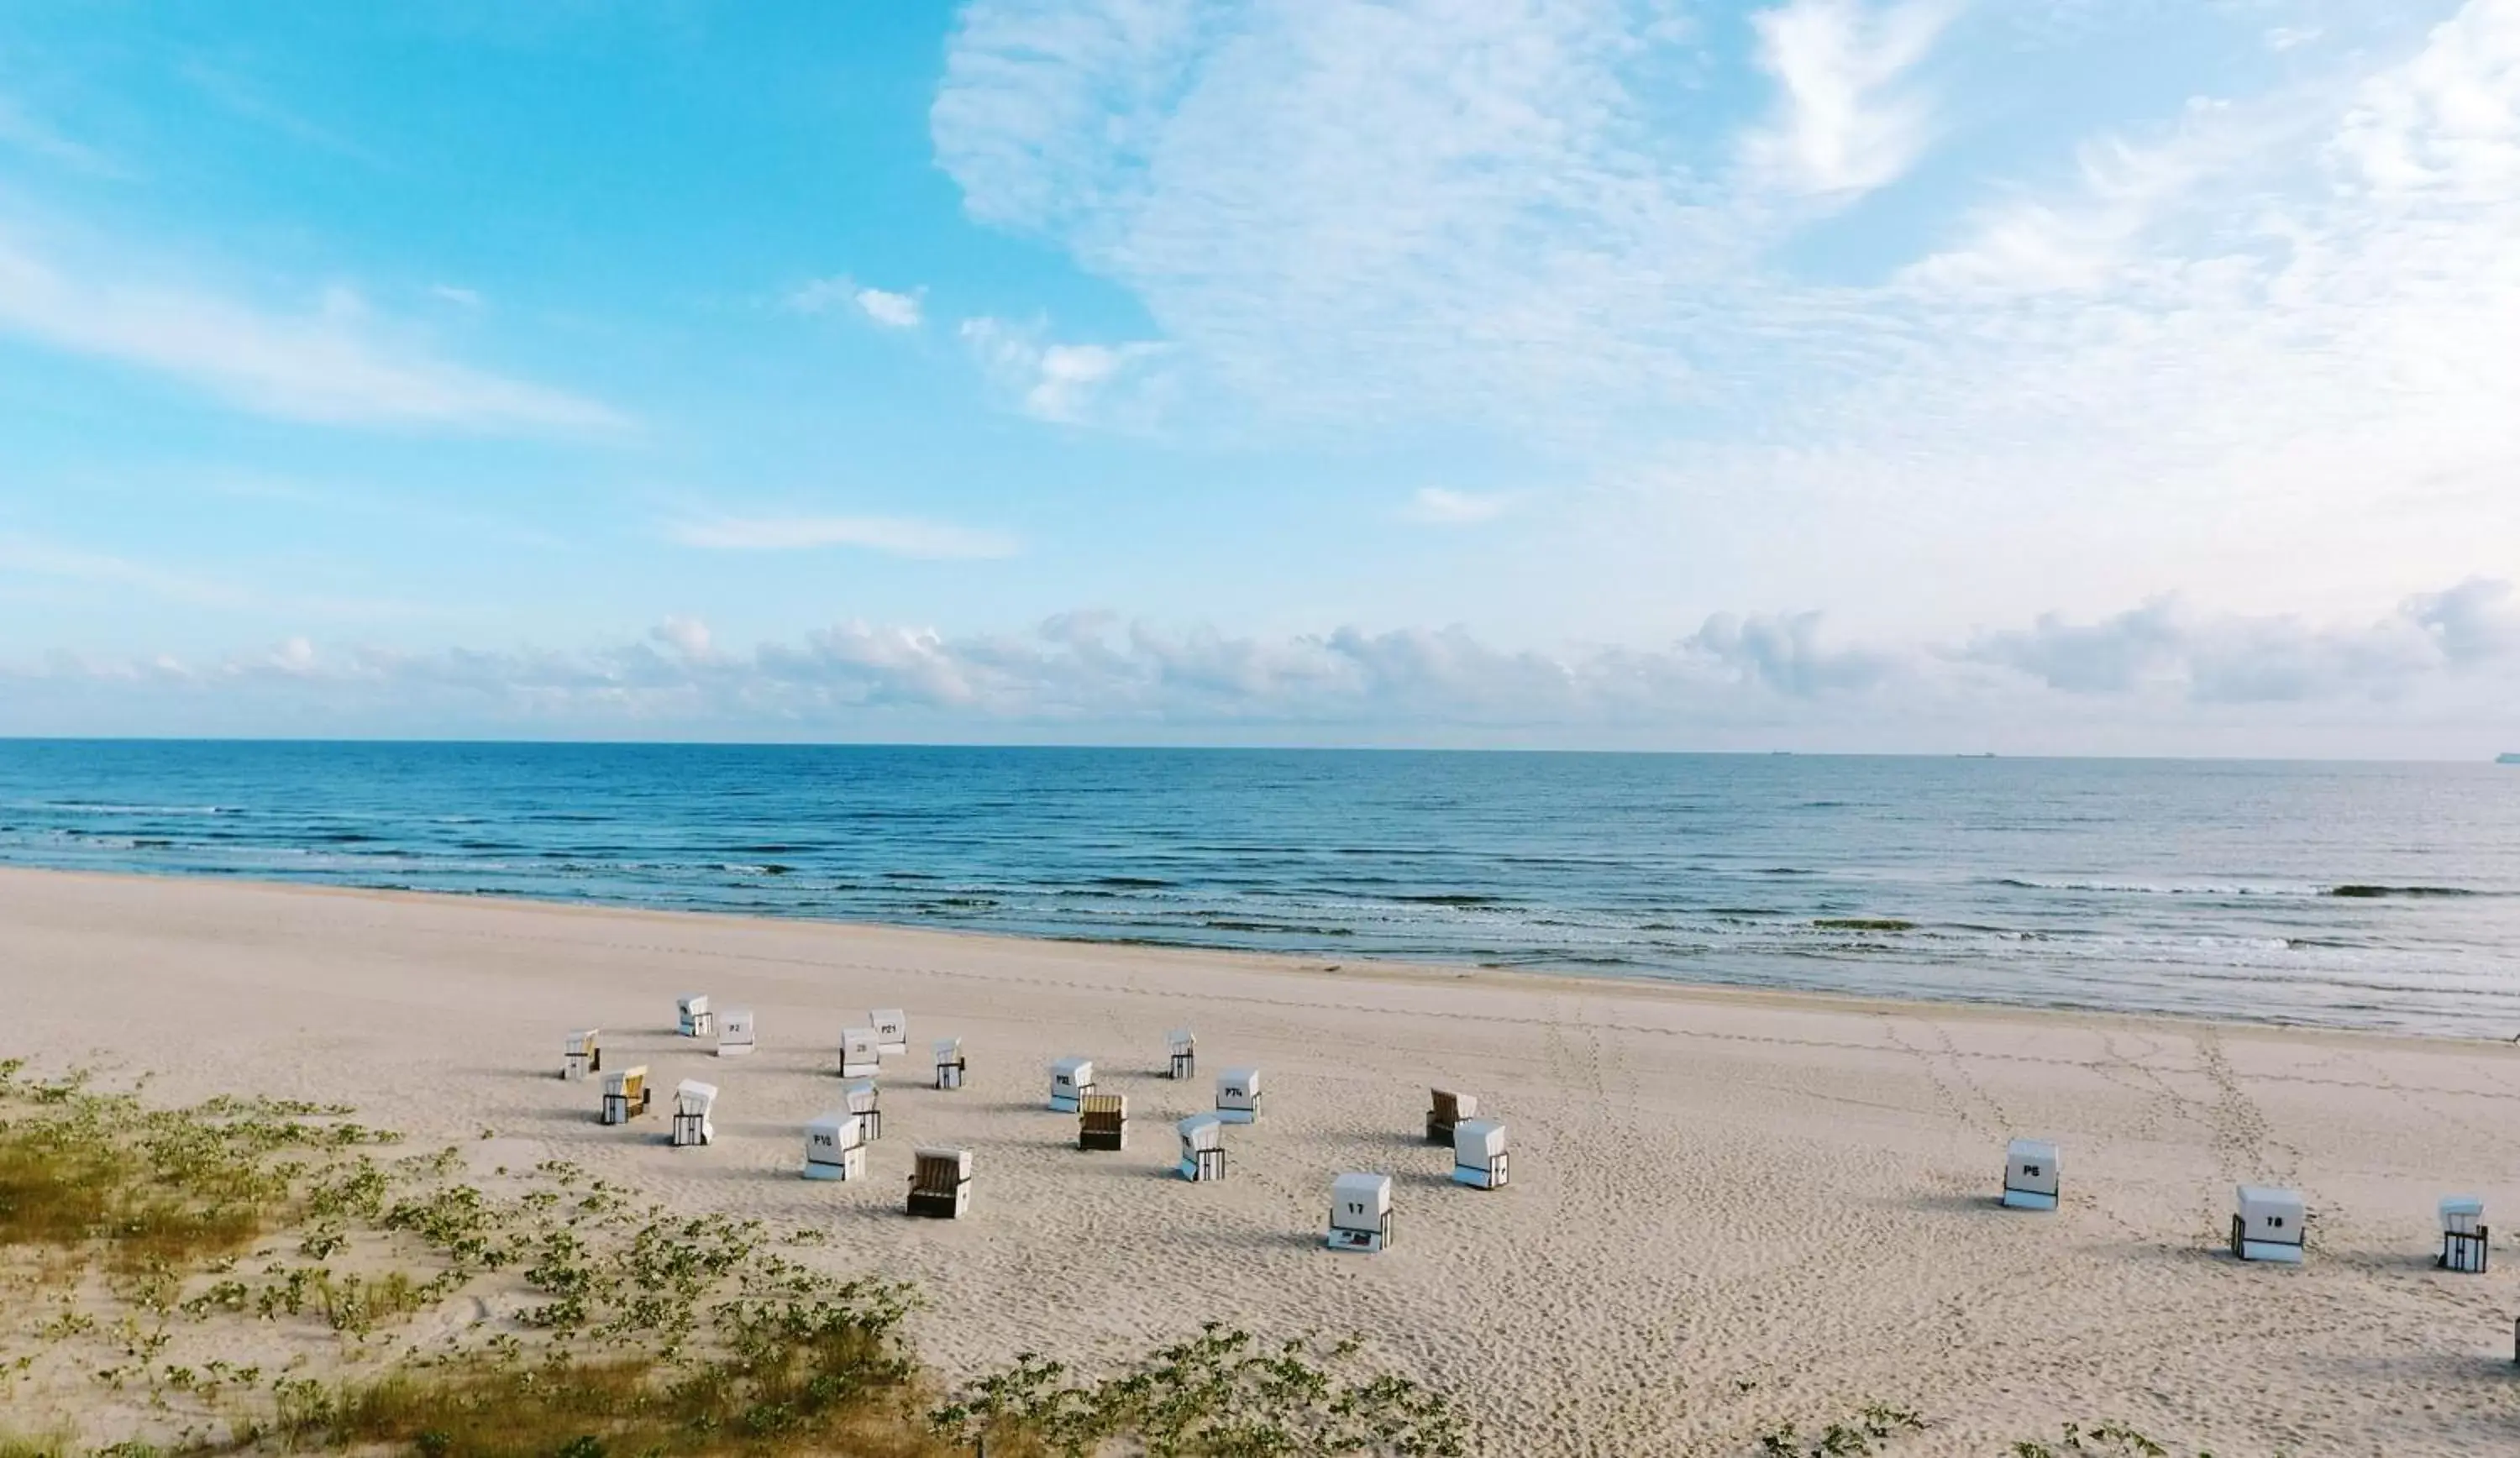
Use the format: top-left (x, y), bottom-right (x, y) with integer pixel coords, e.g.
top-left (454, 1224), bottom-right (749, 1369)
top-left (3, 0), bottom-right (2517, 753)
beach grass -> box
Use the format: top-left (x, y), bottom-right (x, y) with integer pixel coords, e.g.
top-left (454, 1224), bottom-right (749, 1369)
top-left (0, 1060), bottom-right (1467, 1458)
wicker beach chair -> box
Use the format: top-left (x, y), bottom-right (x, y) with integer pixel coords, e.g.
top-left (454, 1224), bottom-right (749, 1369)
top-left (908, 1146), bottom-right (972, 1219)
top-left (1079, 1093), bottom-right (1129, 1151)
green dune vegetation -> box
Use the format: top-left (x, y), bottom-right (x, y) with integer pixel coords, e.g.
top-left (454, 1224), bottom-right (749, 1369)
top-left (0, 1061), bottom-right (2213, 1457)
top-left (0, 1061), bottom-right (1465, 1458)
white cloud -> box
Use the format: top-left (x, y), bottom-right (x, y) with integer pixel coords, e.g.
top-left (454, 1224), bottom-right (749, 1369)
top-left (0, 228), bottom-right (624, 433)
top-left (1740, 0), bottom-right (1961, 198)
top-left (958, 315), bottom-right (1166, 423)
top-left (8, 580), bottom-right (2512, 746)
top-left (928, 0), bottom-right (2520, 628)
top-left (1400, 487), bottom-right (1518, 525)
top-left (430, 284), bottom-right (485, 308)
top-left (787, 275), bottom-right (927, 328)
top-left (665, 513), bottom-right (1020, 559)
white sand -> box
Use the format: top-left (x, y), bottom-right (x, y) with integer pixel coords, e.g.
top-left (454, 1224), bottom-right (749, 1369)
top-left (8, 867), bottom-right (2520, 1455)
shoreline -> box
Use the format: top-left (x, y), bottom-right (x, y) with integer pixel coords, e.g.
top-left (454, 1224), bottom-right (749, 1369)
top-left (2, 863), bottom-right (2497, 1052)
top-left (9, 863), bottom-right (2520, 1454)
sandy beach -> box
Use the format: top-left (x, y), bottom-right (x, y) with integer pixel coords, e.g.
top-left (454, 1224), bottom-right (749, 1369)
top-left (8, 865), bottom-right (2520, 1455)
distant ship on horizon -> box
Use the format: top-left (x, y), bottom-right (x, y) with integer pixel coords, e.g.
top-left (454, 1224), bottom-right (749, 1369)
top-left (2501, 752), bottom-right (2520, 765)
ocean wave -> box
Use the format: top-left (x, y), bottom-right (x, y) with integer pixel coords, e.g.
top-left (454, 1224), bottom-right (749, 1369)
top-left (2326, 884), bottom-right (2481, 899)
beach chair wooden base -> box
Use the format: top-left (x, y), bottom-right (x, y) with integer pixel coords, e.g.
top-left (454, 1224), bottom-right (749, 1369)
top-left (1168, 1052), bottom-right (1195, 1080)
top-left (842, 1060), bottom-right (879, 1078)
top-left (2001, 1187), bottom-right (2058, 1211)
top-left (2442, 1227), bottom-right (2490, 1273)
top-left (908, 1188), bottom-right (968, 1219)
top-left (1327, 1217), bottom-right (1391, 1254)
top-left (1216, 1108), bottom-right (1257, 1125)
top-left (1180, 1148), bottom-right (1225, 1182)
top-left (681, 1015), bottom-right (714, 1039)
top-left (600, 1088), bottom-right (651, 1125)
top-left (670, 1112), bottom-right (711, 1148)
top-left (718, 1042), bottom-right (753, 1058)
top-left (857, 1109), bottom-right (883, 1141)
top-left (937, 1062), bottom-right (965, 1091)
top-left (1049, 1093), bottom-right (1087, 1114)
top-left (2230, 1215), bottom-right (2303, 1264)
top-left (1080, 1127), bottom-right (1127, 1151)
top-left (804, 1147), bottom-right (866, 1182)
top-left (1453, 1154), bottom-right (1509, 1189)
top-left (1425, 1115), bottom-right (1457, 1145)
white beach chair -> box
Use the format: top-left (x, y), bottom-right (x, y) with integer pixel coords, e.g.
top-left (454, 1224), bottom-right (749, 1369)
top-left (1049, 1056), bottom-right (1095, 1113)
top-left (908, 1146), bottom-right (973, 1219)
top-left (600, 1065), bottom-right (650, 1125)
top-left (842, 1026), bottom-right (881, 1078)
top-left (933, 1036), bottom-right (966, 1091)
top-left (803, 1110), bottom-right (867, 1182)
top-left (872, 1008), bottom-right (908, 1057)
top-left (1426, 1088), bottom-right (1478, 1144)
top-left (1178, 1113), bottom-right (1225, 1182)
top-left (845, 1078), bottom-right (882, 1141)
top-left (717, 1007), bottom-right (757, 1058)
top-left (1215, 1067), bottom-right (1262, 1125)
top-left (676, 994), bottom-right (713, 1039)
top-left (2231, 1185), bottom-right (2306, 1263)
top-left (1452, 1119), bottom-right (1509, 1189)
top-left (563, 1028), bottom-right (601, 1081)
top-left (1167, 1028), bottom-right (1197, 1080)
top-left (1327, 1172), bottom-right (1393, 1253)
top-left (2439, 1196), bottom-right (2488, 1273)
top-left (2002, 1138), bottom-right (2060, 1211)
top-left (670, 1079), bottom-right (718, 1148)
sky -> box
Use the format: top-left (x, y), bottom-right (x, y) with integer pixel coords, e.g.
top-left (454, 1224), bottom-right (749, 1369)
top-left (2, 0), bottom-right (2517, 755)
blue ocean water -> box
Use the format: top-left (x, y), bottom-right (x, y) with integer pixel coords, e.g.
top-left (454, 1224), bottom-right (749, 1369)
top-left (3, 741), bottom-right (2516, 1036)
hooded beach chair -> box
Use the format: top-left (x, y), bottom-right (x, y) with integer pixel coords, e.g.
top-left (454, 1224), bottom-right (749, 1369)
top-left (563, 1028), bottom-right (601, 1081)
top-left (676, 994), bottom-right (712, 1039)
top-left (1049, 1057), bottom-right (1095, 1113)
top-left (1327, 1172), bottom-right (1393, 1252)
top-left (1452, 1119), bottom-right (1509, 1189)
top-left (2231, 1185), bottom-right (2306, 1263)
top-left (2003, 1138), bottom-right (2060, 1211)
top-left (670, 1079), bottom-right (717, 1148)
top-left (1167, 1028), bottom-right (1196, 1080)
top-left (600, 1066), bottom-right (650, 1125)
top-left (933, 1036), bottom-right (966, 1090)
top-left (1079, 1093), bottom-right (1129, 1151)
top-left (803, 1110), bottom-right (866, 1181)
top-left (2440, 1196), bottom-right (2488, 1273)
top-left (872, 1008), bottom-right (908, 1057)
top-left (908, 1146), bottom-right (972, 1219)
top-left (842, 1026), bottom-right (881, 1079)
top-left (717, 1008), bottom-right (757, 1058)
top-left (1178, 1113), bottom-right (1224, 1182)
top-left (844, 1078), bottom-right (883, 1141)
top-left (1215, 1067), bottom-right (1261, 1125)
top-left (1426, 1088), bottom-right (1478, 1144)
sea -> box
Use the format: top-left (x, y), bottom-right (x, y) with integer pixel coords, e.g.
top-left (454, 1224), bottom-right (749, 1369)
top-left (2, 741), bottom-right (2515, 1037)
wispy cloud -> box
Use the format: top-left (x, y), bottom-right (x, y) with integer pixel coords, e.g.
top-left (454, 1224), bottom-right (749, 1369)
top-left (788, 275), bottom-right (926, 328)
top-left (665, 514), bottom-right (1020, 559)
top-left (1740, 0), bottom-right (1961, 198)
top-left (0, 228), bottom-right (625, 433)
top-left (1399, 488), bottom-right (1518, 526)
top-left (928, 0), bottom-right (2520, 621)
top-left (0, 532), bottom-right (250, 608)
top-left (0, 92), bottom-right (124, 177)
top-left (958, 315), bottom-right (1166, 424)
top-left (430, 284), bottom-right (484, 309)
top-left (178, 60), bottom-right (376, 163)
